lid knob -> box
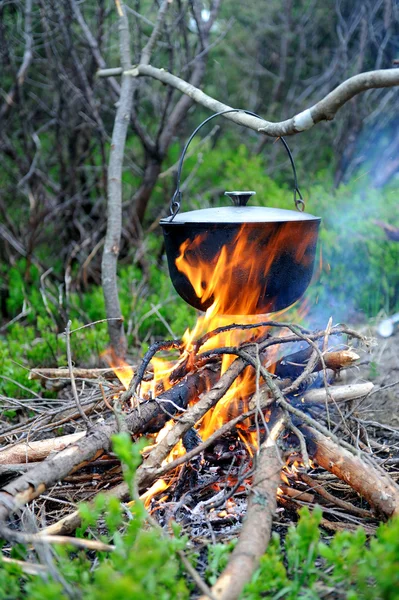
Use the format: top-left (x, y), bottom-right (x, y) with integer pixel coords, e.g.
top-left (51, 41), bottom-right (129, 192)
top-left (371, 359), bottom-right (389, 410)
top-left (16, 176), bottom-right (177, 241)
top-left (224, 191), bottom-right (256, 207)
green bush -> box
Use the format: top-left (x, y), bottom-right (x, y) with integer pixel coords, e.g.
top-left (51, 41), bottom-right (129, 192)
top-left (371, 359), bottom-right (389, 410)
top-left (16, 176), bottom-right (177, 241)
top-left (208, 507), bottom-right (399, 600)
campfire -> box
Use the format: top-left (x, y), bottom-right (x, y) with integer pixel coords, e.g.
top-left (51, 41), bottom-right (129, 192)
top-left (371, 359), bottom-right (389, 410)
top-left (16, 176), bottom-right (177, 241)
top-left (88, 223), bottom-right (398, 597)
top-left (1, 130), bottom-right (399, 599)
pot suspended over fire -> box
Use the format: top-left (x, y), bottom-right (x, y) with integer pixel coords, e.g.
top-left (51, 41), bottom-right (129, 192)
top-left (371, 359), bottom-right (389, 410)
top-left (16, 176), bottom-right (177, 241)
top-left (160, 110), bottom-right (321, 315)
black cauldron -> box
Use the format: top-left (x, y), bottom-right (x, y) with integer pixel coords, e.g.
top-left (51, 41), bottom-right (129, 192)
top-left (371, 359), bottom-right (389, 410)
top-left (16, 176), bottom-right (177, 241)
top-left (160, 110), bottom-right (321, 315)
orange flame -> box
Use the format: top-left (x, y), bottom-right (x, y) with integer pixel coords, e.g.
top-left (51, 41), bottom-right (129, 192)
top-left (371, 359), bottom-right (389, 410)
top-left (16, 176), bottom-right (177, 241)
top-left (101, 348), bottom-right (134, 390)
top-left (105, 222), bottom-right (314, 465)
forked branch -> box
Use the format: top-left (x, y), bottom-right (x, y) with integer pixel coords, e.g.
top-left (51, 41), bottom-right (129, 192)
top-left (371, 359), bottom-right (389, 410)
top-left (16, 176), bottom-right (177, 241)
top-left (97, 64), bottom-right (399, 136)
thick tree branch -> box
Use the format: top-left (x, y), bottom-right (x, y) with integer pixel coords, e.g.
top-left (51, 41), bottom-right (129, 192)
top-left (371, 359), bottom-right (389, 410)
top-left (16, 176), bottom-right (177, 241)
top-left (99, 65), bottom-right (399, 136)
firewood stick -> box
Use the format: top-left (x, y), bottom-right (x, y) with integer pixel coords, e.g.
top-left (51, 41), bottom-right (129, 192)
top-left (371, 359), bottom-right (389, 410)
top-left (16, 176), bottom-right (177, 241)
top-left (0, 365), bottom-right (218, 525)
top-left (0, 526), bottom-right (115, 553)
top-left (0, 432), bottom-right (85, 465)
top-left (303, 425), bottom-right (399, 519)
top-left (275, 348), bottom-right (360, 379)
top-left (279, 486), bottom-right (315, 503)
top-left (322, 349), bottom-right (360, 370)
top-left (201, 415), bottom-right (285, 600)
top-left (301, 382), bottom-right (374, 404)
top-left (40, 480), bottom-right (130, 536)
top-left (320, 518), bottom-right (377, 535)
top-left (250, 381), bottom-right (373, 411)
top-left (1, 557), bottom-right (48, 576)
top-left (29, 367), bottom-right (138, 381)
top-left (42, 383), bottom-right (261, 537)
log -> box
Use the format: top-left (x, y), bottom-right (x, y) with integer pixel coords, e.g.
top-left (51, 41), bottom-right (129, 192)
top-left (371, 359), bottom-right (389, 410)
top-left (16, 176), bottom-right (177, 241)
top-left (303, 425), bottom-right (399, 519)
top-left (250, 381), bottom-right (373, 411)
top-left (0, 432), bottom-right (85, 464)
top-left (202, 415), bottom-right (285, 600)
top-left (0, 365), bottom-right (218, 523)
top-left (301, 382), bottom-right (374, 404)
top-left (275, 348), bottom-right (360, 379)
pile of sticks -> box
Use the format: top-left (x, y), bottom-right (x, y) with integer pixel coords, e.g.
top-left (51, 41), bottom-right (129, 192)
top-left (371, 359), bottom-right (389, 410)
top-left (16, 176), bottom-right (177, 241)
top-left (1, 320), bottom-right (399, 600)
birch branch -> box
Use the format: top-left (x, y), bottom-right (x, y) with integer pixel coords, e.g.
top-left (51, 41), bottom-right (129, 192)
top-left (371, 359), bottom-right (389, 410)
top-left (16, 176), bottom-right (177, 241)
top-left (98, 65), bottom-right (399, 136)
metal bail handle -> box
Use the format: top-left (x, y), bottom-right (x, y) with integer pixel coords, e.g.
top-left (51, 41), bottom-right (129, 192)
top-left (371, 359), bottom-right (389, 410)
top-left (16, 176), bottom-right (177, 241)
top-left (169, 108), bottom-right (305, 219)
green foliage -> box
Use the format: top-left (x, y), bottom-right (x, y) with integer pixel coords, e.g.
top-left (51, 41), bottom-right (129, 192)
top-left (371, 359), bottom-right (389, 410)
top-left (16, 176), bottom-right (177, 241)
top-left (207, 507), bottom-right (399, 600)
top-left (0, 434), bottom-right (190, 600)
top-left (0, 256), bottom-right (194, 399)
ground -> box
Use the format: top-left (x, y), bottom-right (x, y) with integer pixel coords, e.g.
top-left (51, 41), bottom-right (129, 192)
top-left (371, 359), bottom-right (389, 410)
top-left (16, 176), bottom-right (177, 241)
top-left (354, 322), bottom-right (399, 425)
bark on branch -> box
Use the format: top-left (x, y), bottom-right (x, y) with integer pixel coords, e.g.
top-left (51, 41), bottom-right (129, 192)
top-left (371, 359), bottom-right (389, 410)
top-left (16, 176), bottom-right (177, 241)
top-left (303, 425), bottom-right (399, 520)
top-left (0, 366), bottom-right (217, 523)
top-left (202, 415), bottom-right (285, 600)
top-left (98, 65), bottom-right (399, 137)
top-left (101, 1), bottom-right (133, 358)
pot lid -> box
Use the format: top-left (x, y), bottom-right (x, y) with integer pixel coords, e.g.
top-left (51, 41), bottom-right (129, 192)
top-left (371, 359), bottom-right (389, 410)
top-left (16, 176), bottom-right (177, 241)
top-left (160, 191), bottom-right (320, 224)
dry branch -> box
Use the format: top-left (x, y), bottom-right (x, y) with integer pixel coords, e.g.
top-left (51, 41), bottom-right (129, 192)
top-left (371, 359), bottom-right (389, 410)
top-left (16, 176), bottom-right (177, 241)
top-left (137, 358), bottom-right (246, 486)
top-left (101, 0), bottom-right (133, 357)
top-left (41, 399), bottom-right (259, 537)
top-left (0, 0), bottom-right (33, 120)
top-left (203, 416), bottom-right (285, 600)
top-left (29, 367), bottom-right (131, 381)
top-left (303, 425), bottom-right (399, 519)
top-left (98, 64), bottom-right (399, 137)
top-left (301, 382), bottom-right (374, 404)
top-left (276, 348), bottom-right (360, 379)
top-left (0, 432), bottom-right (85, 465)
top-left (0, 366), bottom-right (217, 524)
top-left (300, 473), bottom-right (372, 519)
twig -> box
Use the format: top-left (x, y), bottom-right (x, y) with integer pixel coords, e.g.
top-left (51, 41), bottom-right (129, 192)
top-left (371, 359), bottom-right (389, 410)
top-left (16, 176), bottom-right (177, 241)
top-left (29, 367), bottom-right (133, 381)
top-left (0, 432), bottom-right (85, 465)
top-left (65, 320), bottom-right (91, 428)
top-left (238, 349), bottom-right (361, 457)
top-left (39, 406), bottom-right (261, 537)
top-left (178, 550), bottom-right (217, 600)
top-left (140, 0), bottom-right (169, 66)
top-left (285, 418), bottom-right (310, 468)
top-left (120, 339), bottom-right (182, 404)
top-left (0, 524), bottom-right (114, 552)
top-left (1, 556), bottom-right (48, 576)
top-left (0, 366), bottom-right (217, 524)
top-left (137, 358), bottom-right (247, 487)
top-left (300, 473), bottom-right (372, 519)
